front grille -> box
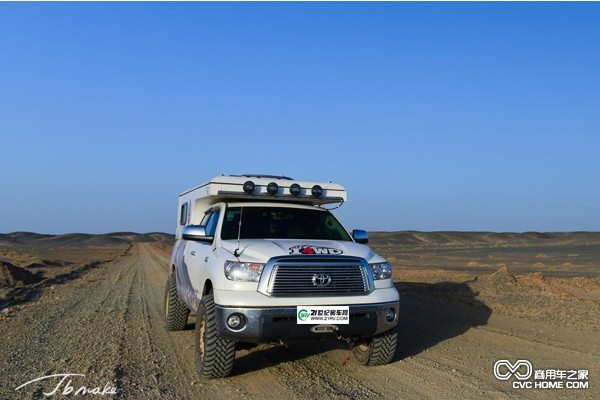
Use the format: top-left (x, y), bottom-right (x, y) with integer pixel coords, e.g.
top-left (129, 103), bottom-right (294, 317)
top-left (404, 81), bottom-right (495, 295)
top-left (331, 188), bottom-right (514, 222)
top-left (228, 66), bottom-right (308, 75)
top-left (265, 257), bottom-right (372, 297)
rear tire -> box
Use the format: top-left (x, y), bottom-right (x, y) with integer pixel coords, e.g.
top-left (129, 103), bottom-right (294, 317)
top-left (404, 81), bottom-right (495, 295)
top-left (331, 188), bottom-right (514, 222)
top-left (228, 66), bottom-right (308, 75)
top-left (352, 328), bottom-right (398, 366)
top-left (163, 272), bottom-right (190, 331)
top-left (195, 294), bottom-right (236, 378)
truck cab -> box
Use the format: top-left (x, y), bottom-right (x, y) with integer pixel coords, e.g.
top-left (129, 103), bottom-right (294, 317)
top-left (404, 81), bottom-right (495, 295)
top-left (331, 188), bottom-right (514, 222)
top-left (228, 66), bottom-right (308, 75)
top-left (164, 175), bottom-right (399, 378)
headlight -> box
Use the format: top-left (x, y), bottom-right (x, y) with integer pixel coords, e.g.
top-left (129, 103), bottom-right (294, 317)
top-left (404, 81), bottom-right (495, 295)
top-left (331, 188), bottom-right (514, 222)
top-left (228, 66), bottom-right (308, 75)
top-left (224, 261), bottom-right (265, 282)
top-left (370, 262), bottom-right (392, 280)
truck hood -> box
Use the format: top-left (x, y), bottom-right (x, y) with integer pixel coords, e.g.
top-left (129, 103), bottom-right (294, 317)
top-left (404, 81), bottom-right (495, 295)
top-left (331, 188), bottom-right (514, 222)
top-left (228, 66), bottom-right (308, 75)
top-left (220, 239), bottom-right (382, 264)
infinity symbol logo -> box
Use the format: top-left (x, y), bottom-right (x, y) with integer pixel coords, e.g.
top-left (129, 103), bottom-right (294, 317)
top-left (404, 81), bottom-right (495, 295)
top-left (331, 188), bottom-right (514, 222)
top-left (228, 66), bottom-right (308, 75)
top-left (493, 360), bottom-right (533, 380)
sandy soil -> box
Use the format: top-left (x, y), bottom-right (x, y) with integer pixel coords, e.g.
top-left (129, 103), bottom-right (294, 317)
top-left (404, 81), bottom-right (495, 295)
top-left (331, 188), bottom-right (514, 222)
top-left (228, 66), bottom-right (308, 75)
top-left (0, 232), bottom-right (598, 399)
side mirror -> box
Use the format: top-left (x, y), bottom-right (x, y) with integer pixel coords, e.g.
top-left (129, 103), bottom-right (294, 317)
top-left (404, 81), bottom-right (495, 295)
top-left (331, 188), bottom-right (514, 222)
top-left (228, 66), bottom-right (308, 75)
top-left (352, 229), bottom-right (368, 244)
top-left (182, 225), bottom-right (213, 242)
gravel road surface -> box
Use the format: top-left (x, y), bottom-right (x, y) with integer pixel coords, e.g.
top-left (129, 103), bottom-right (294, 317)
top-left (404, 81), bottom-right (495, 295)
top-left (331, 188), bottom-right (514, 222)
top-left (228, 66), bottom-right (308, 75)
top-left (1, 243), bottom-right (597, 399)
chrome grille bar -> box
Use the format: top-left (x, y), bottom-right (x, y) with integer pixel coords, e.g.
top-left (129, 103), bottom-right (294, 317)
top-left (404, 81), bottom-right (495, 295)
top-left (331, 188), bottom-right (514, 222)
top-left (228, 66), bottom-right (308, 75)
top-left (257, 255), bottom-right (374, 297)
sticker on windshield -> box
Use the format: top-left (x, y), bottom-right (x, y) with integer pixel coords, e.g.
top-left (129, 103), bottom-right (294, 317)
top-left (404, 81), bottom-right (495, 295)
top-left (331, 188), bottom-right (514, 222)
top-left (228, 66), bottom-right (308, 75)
top-left (289, 245), bottom-right (343, 255)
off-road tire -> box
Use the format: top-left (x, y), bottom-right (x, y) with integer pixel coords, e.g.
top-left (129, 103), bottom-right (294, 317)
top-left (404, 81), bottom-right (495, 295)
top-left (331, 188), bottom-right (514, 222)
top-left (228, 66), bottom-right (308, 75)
top-left (195, 294), bottom-right (236, 378)
top-left (163, 272), bottom-right (190, 331)
top-left (352, 327), bottom-right (398, 366)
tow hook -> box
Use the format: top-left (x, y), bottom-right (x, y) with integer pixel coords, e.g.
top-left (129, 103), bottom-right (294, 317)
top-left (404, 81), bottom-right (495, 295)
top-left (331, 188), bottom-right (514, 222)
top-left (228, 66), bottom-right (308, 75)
top-left (310, 324), bottom-right (339, 333)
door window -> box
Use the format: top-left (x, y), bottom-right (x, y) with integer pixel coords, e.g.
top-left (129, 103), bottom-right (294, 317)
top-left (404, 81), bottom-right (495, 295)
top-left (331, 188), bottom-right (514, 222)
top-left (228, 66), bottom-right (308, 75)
top-left (203, 208), bottom-right (220, 237)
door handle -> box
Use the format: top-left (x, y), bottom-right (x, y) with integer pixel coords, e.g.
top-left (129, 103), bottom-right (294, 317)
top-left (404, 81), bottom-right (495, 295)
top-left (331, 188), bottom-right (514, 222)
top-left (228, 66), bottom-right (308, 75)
top-left (190, 250), bottom-right (197, 256)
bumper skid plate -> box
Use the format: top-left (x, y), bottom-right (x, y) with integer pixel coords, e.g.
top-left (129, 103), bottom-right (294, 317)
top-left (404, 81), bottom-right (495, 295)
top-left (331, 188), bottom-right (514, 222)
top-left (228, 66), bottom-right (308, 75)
top-left (215, 302), bottom-right (399, 342)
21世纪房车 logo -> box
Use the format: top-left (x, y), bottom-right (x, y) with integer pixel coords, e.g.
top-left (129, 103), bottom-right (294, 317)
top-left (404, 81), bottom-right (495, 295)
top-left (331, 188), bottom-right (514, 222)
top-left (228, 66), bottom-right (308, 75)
top-left (297, 309), bottom-right (310, 321)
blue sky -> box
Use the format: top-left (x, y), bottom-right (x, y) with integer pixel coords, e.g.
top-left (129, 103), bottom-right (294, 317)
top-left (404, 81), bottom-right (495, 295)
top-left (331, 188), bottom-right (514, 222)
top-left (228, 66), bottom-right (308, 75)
top-left (1, 3), bottom-right (599, 234)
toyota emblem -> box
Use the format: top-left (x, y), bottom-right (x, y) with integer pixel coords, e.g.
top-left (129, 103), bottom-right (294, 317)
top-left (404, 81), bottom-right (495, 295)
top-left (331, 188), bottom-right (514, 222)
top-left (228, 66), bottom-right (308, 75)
top-left (312, 273), bottom-right (332, 287)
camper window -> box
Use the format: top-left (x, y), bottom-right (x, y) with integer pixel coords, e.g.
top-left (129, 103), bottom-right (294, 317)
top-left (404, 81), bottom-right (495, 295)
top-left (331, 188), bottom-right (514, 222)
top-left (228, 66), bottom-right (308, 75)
top-left (179, 203), bottom-right (188, 226)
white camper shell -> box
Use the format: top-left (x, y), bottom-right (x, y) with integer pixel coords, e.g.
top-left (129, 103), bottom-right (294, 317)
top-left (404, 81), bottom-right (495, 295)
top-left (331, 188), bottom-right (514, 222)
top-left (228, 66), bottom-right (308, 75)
top-left (175, 175), bottom-right (347, 239)
top-left (165, 174), bottom-right (399, 379)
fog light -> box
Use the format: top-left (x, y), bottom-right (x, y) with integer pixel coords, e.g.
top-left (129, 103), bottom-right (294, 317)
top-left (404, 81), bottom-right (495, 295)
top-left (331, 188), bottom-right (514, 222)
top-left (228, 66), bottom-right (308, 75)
top-left (289, 183), bottom-right (301, 197)
top-left (227, 313), bottom-right (245, 330)
top-left (243, 181), bottom-right (255, 194)
top-left (267, 182), bottom-right (279, 195)
top-left (311, 185), bottom-right (323, 198)
top-left (385, 308), bottom-right (396, 323)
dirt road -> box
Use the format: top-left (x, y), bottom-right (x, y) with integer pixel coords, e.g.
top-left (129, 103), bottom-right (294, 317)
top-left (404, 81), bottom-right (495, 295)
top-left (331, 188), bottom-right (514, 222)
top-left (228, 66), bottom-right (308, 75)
top-left (1, 243), bottom-right (597, 399)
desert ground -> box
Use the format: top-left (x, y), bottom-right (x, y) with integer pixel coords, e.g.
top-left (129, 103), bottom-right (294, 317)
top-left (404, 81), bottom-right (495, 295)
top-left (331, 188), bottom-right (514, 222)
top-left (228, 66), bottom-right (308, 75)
top-left (0, 231), bottom-right (598, 399)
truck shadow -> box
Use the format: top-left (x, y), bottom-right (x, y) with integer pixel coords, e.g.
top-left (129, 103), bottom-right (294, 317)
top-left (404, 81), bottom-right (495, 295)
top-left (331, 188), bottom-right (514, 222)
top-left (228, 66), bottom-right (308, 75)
top-left (231, 280), bottom-right (490, 374)
top-left (393, 280), bottom-right (492, 360)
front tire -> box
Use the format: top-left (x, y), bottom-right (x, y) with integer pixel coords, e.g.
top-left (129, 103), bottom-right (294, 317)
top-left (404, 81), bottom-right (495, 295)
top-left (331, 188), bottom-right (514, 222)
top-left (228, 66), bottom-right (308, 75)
top-left (163, 272), bottom-right (190, 331)
top-left (195, 294), bottom-right (236, 378)
top-left (352, 328), bottom-right (398, 366)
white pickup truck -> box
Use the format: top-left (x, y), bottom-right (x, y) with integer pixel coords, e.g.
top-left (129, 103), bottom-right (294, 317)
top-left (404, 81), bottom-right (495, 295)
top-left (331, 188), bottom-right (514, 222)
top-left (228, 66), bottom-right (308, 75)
top-left (164, 175), bottom-right (399, 378)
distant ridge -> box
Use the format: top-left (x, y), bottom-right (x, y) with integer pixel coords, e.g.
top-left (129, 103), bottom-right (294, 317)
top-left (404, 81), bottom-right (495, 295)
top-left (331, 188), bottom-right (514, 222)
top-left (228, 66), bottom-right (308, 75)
top-left (0, 232), bottom-right (174, 246)
top-left (2, 231), bottom-right (600, 247)
top-left (368, 231), bottom-right (600, 247)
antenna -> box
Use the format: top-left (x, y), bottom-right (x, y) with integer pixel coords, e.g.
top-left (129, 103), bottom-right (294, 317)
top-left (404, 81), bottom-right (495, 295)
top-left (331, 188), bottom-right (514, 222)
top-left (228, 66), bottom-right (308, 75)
top-left (234, 207), bottom-right (243, 257)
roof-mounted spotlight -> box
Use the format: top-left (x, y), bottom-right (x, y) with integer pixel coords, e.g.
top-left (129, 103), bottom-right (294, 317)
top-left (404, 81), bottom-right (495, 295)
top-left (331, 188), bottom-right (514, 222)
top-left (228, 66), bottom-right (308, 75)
top-left (311, 185), bottom-right (323, 198)
top-left (289, 183), bottom-right (301, 197)
top-left (243, 181), bottom-right (256, 194)
top-left (267, 182), bottom-right (279, 196)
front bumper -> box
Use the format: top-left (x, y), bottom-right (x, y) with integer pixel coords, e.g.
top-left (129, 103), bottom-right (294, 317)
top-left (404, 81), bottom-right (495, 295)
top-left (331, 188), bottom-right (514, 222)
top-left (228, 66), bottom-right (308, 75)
top-left (215, 301), bottom-right (399, 343)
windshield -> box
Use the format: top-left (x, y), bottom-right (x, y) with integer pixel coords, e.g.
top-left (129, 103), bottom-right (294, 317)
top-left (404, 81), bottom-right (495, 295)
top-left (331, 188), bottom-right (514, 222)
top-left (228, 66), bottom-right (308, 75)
top-left (221, 206), bottom-right (352, 241)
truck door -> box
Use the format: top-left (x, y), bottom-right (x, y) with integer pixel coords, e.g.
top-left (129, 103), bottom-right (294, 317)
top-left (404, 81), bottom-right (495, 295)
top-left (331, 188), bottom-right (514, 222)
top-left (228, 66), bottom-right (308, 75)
top-left (184, 207), bottom-right (220, 296)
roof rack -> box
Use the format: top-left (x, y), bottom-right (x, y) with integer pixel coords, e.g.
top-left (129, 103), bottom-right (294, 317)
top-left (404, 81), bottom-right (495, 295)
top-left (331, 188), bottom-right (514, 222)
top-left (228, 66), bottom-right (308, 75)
top-left (239, 174), bottom-right (293, 180)
top-left (180, 175), bottom-right (346, 206)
